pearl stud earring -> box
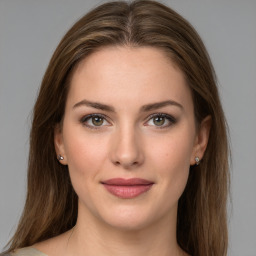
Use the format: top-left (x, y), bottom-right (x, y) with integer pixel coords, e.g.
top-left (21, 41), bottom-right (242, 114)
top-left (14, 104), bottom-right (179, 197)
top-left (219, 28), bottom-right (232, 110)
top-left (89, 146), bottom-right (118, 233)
top-left (57, 155), bottom-right (64, 161)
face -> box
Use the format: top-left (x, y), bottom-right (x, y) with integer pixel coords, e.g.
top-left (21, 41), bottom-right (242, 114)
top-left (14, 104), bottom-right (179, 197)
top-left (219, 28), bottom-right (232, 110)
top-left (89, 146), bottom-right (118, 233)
top-left (55, 46), bottom-right (210, 231)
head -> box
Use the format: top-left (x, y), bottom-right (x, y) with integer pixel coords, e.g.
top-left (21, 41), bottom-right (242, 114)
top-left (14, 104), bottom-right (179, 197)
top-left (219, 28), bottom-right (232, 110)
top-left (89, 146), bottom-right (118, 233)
top-left (8, 1), bottom-right (229, 255)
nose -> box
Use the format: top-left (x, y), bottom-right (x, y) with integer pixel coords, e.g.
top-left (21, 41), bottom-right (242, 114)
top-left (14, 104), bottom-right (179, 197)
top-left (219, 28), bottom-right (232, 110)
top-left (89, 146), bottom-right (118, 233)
top-left (110, 126), bottom-right (144, 169)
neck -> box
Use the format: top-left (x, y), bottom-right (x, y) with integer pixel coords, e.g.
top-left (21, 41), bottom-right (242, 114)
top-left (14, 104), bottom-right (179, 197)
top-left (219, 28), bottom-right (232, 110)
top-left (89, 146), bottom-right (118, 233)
top-left (67, 203), bottom-right (187, 256)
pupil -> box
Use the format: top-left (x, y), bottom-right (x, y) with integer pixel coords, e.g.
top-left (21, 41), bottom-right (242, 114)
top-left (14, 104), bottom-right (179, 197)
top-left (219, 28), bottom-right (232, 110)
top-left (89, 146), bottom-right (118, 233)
top-left (92, 117), bottom-right (103, 126)
top-left (153, 116), bottom-right (165, 126)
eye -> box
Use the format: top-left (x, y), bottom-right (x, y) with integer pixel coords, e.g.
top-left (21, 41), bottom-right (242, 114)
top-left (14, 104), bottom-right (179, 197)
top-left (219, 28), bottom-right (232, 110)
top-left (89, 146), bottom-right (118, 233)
top-left (80, 114), bottom-right (110, 129)
top-left (145, 113), bottom-right (176, 128)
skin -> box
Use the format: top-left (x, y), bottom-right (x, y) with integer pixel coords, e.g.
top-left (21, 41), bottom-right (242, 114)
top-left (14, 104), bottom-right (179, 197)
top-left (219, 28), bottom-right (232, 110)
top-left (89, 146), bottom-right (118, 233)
top-left (34, 46), bottom-right (211, 256)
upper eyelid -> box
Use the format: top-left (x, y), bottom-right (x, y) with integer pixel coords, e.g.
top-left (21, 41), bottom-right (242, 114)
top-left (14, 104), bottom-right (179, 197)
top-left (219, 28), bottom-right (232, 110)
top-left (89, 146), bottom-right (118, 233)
top-left (81, 113), bottom-right (108, 120)
top-left (144, 113), bottom-right (177, 127)
top-left (80, 114), bottom-right (111, 130)
top-left (79, 112), bottom-right (176, 124)
top-left (80, 113), bottom-right (111, 125)
top-left (145, 113), bottom-right (176, 121)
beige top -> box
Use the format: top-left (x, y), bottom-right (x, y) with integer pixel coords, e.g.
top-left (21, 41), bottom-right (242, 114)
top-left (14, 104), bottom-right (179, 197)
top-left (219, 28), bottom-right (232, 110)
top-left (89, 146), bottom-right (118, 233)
top-left (10, 247), bottom-right (47, 256)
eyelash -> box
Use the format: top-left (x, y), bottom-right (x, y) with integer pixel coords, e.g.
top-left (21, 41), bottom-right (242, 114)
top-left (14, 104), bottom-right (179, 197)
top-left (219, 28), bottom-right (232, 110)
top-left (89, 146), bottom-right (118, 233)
top-left (80, 114), bottom-right (110, 129)
top-left (145, 113), bottom-right (177, 129)
top-left (80, 113), bottom-right (177, 129)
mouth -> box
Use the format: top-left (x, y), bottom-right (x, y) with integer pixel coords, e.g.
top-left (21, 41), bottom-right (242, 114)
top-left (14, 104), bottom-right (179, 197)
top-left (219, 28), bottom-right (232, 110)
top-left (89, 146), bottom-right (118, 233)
top-left (101, 178), bottom-right (154, 199)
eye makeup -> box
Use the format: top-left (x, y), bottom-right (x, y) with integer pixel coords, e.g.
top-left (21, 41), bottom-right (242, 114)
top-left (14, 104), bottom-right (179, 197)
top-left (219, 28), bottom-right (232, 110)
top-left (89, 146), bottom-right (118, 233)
top-left (144, 113), bottom-right (177, 129)
top-left (80, 113), bottom-right (111, 129)
top-left (79, 111), bottom-right (177, 131)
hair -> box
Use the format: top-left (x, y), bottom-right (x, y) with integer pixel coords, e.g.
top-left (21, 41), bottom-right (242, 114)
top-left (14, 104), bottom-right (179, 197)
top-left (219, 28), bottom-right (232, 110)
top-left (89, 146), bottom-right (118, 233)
top-left (4, 1), bottom-right (230, 255)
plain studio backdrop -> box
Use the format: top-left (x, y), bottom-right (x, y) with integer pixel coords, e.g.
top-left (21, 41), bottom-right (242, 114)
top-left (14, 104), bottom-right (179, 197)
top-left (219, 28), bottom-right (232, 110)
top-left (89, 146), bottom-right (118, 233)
top-left (0, 0), bottom-right (255, 255)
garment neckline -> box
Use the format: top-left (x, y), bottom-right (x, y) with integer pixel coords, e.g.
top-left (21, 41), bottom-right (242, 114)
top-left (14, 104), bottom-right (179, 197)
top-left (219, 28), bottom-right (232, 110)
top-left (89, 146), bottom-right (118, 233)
top-left (30, 247), bottom-right (48, 256)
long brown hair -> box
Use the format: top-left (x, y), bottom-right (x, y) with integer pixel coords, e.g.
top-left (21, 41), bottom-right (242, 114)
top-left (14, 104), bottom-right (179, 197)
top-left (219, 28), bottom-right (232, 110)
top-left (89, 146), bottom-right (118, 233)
top-left (4, 1), bottom-right (230, 255)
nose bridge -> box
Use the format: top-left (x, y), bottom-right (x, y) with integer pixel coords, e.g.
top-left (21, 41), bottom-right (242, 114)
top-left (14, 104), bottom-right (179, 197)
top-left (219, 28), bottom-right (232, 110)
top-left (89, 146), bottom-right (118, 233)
top-left (110, 122), bottom-right (144, 168)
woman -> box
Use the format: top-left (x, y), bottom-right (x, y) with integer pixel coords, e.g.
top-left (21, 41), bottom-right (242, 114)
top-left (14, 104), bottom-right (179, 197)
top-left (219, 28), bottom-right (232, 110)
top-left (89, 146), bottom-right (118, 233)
top-left (2, 0), bottom-right (230, 255)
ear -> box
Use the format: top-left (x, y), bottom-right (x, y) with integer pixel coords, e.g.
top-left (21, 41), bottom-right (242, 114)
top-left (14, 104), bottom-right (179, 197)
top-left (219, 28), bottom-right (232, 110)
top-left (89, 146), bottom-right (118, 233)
top-left (54, 124), bottom-right (68, 165)
top-left (190, 115), bottom-right (212, 165)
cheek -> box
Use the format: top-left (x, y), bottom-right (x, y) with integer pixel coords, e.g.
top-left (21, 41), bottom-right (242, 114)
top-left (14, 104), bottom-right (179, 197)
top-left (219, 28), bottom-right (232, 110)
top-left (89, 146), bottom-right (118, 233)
top-left (148, 128), bottom-right (194, 192)
top-left (162, 143), bottom-right (191, 187)
top-left (62, 130), bottom-right (110, 206)
top-left (63, 125), bottom-right (109, 180)
top-left (163, 140), bottom-right (193, 168)
top-left (150, 129), bottom-right (194, 168)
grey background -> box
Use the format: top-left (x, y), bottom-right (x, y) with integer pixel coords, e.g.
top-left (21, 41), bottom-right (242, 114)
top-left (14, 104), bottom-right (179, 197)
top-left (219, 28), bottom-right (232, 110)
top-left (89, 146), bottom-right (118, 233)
top-left (0, 0), bottom-right (255, 255)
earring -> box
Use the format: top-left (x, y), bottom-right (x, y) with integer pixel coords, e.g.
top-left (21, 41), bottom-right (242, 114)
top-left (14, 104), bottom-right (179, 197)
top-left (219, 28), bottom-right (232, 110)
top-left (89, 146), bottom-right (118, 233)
top-left (195, 156), bottom-right (200, 165)
top-left (57, 155), bottom-right (64, 161)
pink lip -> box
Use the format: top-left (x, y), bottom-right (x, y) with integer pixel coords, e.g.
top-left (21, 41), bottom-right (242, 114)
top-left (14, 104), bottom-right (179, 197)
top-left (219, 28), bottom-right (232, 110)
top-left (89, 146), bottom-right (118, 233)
top-left (101, 178), bottom-right (154, 199)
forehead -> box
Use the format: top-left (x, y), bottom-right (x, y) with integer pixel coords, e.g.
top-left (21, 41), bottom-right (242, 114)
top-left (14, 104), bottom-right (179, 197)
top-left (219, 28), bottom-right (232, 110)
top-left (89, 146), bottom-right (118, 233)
top-left (73, 46), bottom-right (180, 81)
top-left (67, 46), bottom-right (193, 111)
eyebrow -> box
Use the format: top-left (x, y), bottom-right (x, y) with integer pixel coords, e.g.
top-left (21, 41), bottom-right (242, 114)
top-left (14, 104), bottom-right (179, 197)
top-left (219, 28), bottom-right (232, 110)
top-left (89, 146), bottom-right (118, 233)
top-left (73, 99), bottom-right (115, 112)
top-left (73, 99), bottom-right (183, 112)
top-left (140, 100), bottom-right (183, 112)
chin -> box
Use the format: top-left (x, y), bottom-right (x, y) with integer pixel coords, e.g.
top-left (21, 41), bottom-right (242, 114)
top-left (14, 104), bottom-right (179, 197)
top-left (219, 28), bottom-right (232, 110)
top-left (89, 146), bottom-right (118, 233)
top-left (96, 202), bottom-right (173, 232)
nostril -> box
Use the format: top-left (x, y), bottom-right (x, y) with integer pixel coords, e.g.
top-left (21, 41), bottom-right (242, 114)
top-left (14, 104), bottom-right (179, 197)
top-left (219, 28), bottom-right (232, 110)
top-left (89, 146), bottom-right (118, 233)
top-left (114, 160), bottom-right (121, 166)
top-left (110, 135), bottom-right (144, 168)
top-left (113, 159), bottom-right (139, 168)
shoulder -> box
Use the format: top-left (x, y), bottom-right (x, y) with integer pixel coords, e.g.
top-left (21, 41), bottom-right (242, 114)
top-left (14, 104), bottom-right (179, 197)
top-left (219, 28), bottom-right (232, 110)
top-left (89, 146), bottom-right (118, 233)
top-left (33, 229), bottom-right (72, 256)
top-left (7, 247), bottom-right (47, 256)
top-left (2, 229), bottom-right (72, 256)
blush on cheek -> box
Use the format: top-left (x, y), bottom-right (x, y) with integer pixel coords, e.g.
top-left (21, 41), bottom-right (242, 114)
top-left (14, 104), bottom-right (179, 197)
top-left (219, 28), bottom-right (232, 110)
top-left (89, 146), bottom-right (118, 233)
top-left (65, 135), bottom-right (106, 180)
top-left (161, 145), bottom-right (191, 194)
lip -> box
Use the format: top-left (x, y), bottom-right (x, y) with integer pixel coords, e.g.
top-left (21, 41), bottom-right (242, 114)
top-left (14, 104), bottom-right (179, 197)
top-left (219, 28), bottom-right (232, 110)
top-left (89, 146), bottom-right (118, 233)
top-left (101, 178), bottom-right (154, 199)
